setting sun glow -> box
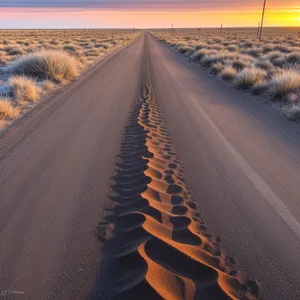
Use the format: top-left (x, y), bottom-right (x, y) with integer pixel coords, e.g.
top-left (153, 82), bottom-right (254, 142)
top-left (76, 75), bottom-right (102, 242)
top-left (0, 5), bottom-right (300, 28)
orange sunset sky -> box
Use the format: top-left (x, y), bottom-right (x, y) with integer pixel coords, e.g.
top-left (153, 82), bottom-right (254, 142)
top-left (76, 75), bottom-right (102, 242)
top-left (0, 1), bottom-right (299, 28)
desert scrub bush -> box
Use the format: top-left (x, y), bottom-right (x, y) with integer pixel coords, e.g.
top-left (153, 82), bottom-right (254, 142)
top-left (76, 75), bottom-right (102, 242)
top-left (282, 103), bottom-right (300, 121)
top-left (263, 43), bottom-right (275, 53)
top-left (227, 45), bottom-right (239, 52)
top-left (251, 81), bottom-right (268, 95)
top-left (84, 49), bottom-right (100, 57)
top-left (234, 67), bottom-right (267, 89)
top-left (255, 59), bottom-right (273, 71)
top-left (286, 52), bottom-right (300, 64)
top-left (8, 75), bottom-right (40, 102)
top-left (200, 51), bottom-right (235, 67)
top-left (220, 66), bottom-right (237, 81)
top-left (5, 46), bottom-right (23, 56)
top-left (190, 49), bottom-right (210, 61)
top-left (63, 44), bottom-right (78, 53)
top-left (12, 50), bottom-right (80, 83)
top-left (42, 80), bottom-right (55, 92)
top-left (267, 68), bottom-right (300, 99)
top-left (0, 54), bottom-right (7, 66)
top-left (177, 46), bottom-right (193, 54)
top-left (211, 62), bottom-right (223, 73)
top-left (0, 98), bottom-right (20, 120)
top-left (232, 59), bottom-right (249, 71)
top-left (195, 42), bottom-right (207, 50)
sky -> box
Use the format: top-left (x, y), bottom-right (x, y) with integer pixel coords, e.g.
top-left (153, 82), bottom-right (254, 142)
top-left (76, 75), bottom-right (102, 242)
top-left (0, 0), bottom-right (299, 29)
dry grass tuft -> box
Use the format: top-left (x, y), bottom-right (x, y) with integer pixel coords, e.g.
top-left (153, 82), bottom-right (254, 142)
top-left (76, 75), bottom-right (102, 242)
top-left (220, 66), bottom-right (237, 81)
top-left (0, 98), bottom-right (20, 120)
top-left (12, 50), bottom-right (81, 83)
top-left (268, 68), bottom-right (300, 99)
top-left (42, 80), bottom-right (55, 91)
top-left (234, 67), bottom-right (267, 89)
top-left (154, 27), bottom-right (300, 122)
top-left (282, 104), bottom-right (300, 121)
top-left (211, 62), bottom-right (224, 73)
top-left (8, 75), bottom-right (40, 102)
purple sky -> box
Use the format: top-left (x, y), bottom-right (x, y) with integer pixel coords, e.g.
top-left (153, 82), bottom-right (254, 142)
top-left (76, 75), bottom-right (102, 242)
top-left (0, 0), bottom-right (297, 10)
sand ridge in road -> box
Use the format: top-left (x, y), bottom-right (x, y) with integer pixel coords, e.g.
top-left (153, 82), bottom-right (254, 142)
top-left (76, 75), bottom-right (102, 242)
top-left (98, 41), bottom-right (259, 300)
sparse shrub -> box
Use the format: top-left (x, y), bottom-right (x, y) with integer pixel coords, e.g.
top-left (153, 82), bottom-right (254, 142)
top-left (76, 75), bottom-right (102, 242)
top-left (220, 66), bottom-right (237, 81)
top-left (267, 68), bottom-right (300, 99)
top-left (263, 43), bottom-right (275, 53)
top-left (0, 98), bottom-right (20, 120)
top-left (232, 60), bottom-right (248, 71)
top-left (255, 59), bottom-right (273, 71)
top-left (227, 45), bottom-right (238, 52)
top-left (5, 46), bottom-right (23, 56)
top-left (282, 104), bottom-right (300, 121)
top-left (266, 51), bottom-right (284, 62)
top-left (84, 49), bottom-right (99, 57)
top-left (177, 45), bottom-right (193, 54)
top-left (0, 54), bottom-right (7, 66)
top-left (8, 75), bottom-right (40, 102)
top-left (234, 67), bottom-right (267, 89)
top-left (251, 81), bottom-right (268, 95)
top-left (195, 42), bottom-right (207, 50)
top-left (211, 62), bottom-right (223, 73)
top-left (42, 80), bottom-right (55, 91)
top-left (12, 50), bottom-right (80, 83)
top-left (49, 40), bottom-right (59, 45)
top-left (190, 49), bottom-right (210, 61)
top-left (63, 44), bottom-right (77, 53)
top-left (287, 52), bottom-right (300, 64)
top-left (242, 48), bottom-right (261, 57)
top-left (94, 43), bottom-right (109, 49)
top-left (273, 56), bottom-right (287, 67)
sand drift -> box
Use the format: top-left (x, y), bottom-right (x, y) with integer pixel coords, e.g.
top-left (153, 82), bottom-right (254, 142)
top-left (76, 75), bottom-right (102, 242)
top-left (98, 42), bottom-right (259, 300)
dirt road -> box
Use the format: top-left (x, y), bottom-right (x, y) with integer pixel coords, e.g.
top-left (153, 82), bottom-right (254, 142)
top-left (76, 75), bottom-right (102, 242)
top-left (1, 32), bottom-right (300, 299)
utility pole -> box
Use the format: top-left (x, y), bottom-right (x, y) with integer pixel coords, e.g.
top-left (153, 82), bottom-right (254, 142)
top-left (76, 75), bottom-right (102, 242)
top-left (259, 0), bottom-right (267, 42)
top-left (257, 22), bottom-right (260, 37)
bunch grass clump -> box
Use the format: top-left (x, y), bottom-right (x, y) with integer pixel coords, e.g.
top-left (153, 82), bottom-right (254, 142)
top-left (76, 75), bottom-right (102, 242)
top-left (12, 50), bottom-right (81, 83)
top-left (267, 67), bottom-right (300, 99)
top-left (0, 97), bottom-right (20, 120)
top-left (221, 66), bottom-right (237, 81)
top-left (234, 67), bottom-right (267, 89)
top-left (8, 75), bottom-right (40, 102)
top-left (282, 104), bottom-right (300, 121)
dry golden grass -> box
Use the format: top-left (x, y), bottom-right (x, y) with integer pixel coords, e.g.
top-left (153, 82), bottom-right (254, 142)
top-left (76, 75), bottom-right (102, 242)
top-left (221, 65), bottom-right (237, 81)
top-left (8, 75), bottom-right (40, 102)
top-left (234, 67), bottom-right (267, 89)
top-left (268, 67), bottom-right (300, 99)
top-left (0, 98), bottom-right (20, 120)
top-left (0, 29), bottom-right (139, 128)
top-left (13, 50), bottom-right (80, 83)
top-left (153, 27), bottom-right (300, 121)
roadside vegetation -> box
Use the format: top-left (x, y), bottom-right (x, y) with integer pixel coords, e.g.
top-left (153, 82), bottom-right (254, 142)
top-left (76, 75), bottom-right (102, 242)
top-left (0, 29), bottom-right (139, 130)
top-left (153, 27), bottom-right (300, 122)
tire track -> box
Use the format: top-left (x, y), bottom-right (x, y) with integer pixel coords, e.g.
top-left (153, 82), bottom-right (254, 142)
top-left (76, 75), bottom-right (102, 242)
top-left (98, 39), bottom-right (259, 300)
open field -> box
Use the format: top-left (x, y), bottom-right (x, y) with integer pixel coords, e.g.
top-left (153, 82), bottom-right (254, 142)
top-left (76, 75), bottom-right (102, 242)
top-left (152, 27), bottom-right (300, 121)
top-left (0, 29), bottom-right (139, 129)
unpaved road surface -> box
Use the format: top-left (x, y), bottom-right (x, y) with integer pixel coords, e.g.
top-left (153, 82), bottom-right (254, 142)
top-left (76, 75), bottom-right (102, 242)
top-left (1, 32), bottom-right (300, 299)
